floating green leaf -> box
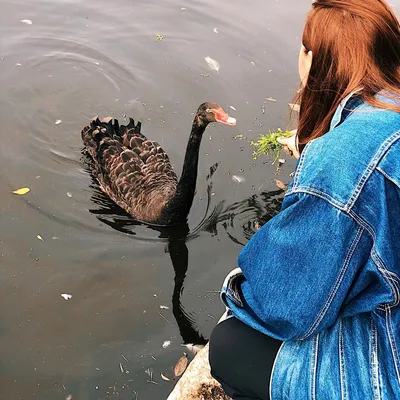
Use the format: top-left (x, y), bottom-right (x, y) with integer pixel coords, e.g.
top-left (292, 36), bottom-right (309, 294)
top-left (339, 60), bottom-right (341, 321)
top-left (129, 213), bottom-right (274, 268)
top-left (156, 33), bottom-right (164, 41)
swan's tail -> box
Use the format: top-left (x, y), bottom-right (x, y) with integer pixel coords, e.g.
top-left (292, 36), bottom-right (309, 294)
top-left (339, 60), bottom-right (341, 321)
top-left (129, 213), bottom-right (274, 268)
top-left (81, 116), bottom-right (142, 156)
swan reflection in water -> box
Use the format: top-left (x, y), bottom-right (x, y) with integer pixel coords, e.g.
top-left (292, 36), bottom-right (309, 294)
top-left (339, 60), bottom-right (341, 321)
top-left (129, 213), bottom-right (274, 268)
top-left (86, 162), bottom-right (284, 345)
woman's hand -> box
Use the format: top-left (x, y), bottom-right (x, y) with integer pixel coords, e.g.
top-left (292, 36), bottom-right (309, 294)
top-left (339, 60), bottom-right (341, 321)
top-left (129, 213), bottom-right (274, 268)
top-left (277, 129), bottom-right (300, 159)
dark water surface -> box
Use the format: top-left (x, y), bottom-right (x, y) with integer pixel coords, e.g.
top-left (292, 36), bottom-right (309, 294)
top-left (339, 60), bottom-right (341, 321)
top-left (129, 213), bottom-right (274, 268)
top-left (1, 0), bottom-right (387, 398)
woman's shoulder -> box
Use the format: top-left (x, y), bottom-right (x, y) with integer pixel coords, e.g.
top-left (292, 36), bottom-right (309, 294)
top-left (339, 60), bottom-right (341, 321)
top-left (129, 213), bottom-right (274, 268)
top-left (288, 101), bottom-right (400, 211)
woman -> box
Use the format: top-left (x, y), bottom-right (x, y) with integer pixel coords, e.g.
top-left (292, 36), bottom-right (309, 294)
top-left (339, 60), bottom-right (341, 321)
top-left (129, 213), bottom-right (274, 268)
top-left (209, 1), bottom-right (400, 399)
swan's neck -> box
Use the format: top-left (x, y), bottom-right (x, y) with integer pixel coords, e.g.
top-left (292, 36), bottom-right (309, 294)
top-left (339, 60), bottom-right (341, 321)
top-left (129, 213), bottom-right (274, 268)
top-left (161, 120), bottom-right (207, 224)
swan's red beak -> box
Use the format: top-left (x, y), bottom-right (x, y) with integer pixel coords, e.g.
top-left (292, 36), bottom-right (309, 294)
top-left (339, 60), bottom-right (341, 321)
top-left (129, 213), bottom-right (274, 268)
top-left (212, 108), bottom-right (237, 126)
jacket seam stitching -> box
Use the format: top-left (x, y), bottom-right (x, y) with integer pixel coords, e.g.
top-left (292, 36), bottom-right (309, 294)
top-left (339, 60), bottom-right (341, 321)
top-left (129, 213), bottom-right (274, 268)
top-left (370, 317), bottom-right (382, 400)
top-left (376, 266), bottom-right (400, 306)
top-left (309, 334), bottom-right (319, 400)
top-left (346, 130), bottom-right (400, 210)
top-left (376, 166), bottom-right (400, 190)
top-left (385, 306), bottom-right (400, 385)
top-left (284, 190), bottom-right (399, 309)
top-left (371, 249), bottom-right (398, 306)
top-left (286, 186), bottom-right (346, 210)
top-left (339, 319), bottom-right (348, 400)
top-left (300, 226), bottom-right (364, 340)
top-left (293, 141), bottom-right (312, 188)
top-left (348, 210), bottom-right (399, 307)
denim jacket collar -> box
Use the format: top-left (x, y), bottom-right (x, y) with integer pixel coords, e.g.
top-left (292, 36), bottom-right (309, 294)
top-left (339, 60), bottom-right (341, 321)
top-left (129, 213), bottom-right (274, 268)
top-left (329, 88), bottom-right (364, 131)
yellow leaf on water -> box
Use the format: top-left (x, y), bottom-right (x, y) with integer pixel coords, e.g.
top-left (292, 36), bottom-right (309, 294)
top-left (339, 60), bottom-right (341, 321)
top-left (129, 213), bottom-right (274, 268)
top-left (37, 235), bottom-right (44, 242)
top-left (173, 353), bottom-right (188, 377)
top-left (12, 187), bottom-right (30, 195)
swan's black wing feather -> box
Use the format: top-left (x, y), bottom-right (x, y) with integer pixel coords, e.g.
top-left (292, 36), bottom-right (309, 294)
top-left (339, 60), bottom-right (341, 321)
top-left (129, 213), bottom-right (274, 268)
top-left (81, 117), bottom-right (178, 222)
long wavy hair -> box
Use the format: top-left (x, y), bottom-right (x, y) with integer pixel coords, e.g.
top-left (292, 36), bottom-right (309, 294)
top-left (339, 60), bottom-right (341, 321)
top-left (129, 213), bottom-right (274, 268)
top-left (297, 0), bottom-right (400, 152)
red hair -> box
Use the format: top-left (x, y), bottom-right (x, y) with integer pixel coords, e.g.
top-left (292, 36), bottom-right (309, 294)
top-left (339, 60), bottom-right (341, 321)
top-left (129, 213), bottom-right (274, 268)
top-left (297, 0), bottom-right (400, 152)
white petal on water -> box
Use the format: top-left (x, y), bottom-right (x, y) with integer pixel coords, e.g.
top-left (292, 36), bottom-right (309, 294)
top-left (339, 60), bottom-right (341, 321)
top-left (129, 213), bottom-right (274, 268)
top-left (251, 61), bottom-right (256, 66)
top-left (213, 28), bottom-right (219, 33)
top-left (278, 159), bottom-right (286, 165)
top-left (162, 341), bottom-right (171, 349)
top-left (159, 305), bottom-right (169, 310)
top-left (61, 293), bottom-right (73, 300)
top-left (229, 106), bottom-right (237, 111)
top-left (16, 63), bottom-right (22, 67)
top-left (55, 119), bottom-right (62, 125)
top-left (67, 192), bottom-right (72, 198)
top-left (204, 56), bottom-right (220, 73)
top-left (21, 19), bottom-right (33, 25)
top-left (232, 175), bottom-right (246, 183)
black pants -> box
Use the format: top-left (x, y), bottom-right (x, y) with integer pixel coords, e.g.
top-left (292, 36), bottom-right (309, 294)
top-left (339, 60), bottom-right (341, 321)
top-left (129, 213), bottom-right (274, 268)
top-left (209, 317), bottom-right (282, 400)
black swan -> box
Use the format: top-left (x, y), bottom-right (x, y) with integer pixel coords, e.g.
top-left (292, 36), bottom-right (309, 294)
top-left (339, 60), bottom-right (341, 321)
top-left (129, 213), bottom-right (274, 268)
top-left (81, 102), bottom-right (236, 225)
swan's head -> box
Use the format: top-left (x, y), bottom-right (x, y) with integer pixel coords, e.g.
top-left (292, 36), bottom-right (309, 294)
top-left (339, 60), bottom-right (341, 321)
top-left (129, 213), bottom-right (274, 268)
top-left (197, 102), bottom-right (237, 127)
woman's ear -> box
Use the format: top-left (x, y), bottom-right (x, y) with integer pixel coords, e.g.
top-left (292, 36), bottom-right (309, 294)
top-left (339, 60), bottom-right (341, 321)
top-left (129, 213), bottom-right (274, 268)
top-left (306, 50), bottom-right (313, 73)
top-left (299, 45), bottom-right (313, 86)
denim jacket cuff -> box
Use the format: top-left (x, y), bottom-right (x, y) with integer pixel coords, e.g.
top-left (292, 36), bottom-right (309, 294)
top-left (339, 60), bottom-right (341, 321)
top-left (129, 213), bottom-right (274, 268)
top-left (220, 267), bottom-right (245, 308)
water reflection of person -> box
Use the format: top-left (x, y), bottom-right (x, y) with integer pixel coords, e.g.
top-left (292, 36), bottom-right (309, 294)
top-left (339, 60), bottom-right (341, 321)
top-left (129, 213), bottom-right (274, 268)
top-left (209, 1), bottom-right (400, 399)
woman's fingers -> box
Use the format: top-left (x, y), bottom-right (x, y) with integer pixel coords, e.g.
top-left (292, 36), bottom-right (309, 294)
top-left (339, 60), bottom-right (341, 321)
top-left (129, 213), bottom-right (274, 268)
top-left (277, 134), bottom-right (300, 159)
top-left (280, 145), bottom-right (292, 156)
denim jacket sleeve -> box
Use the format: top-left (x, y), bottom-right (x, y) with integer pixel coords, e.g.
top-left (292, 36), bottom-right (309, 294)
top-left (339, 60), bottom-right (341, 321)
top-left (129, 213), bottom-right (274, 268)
top-left (221, 191), bottom-right (370, 341)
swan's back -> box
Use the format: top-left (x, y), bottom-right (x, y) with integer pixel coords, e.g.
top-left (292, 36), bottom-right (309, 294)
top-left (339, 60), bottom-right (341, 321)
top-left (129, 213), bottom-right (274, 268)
top-left (81, 117), bottom-right (178, 222)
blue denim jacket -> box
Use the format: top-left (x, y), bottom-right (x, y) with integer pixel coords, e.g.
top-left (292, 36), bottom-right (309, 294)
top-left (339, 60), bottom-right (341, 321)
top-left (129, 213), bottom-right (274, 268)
top-left (220, 92), bottom-right (400, 399)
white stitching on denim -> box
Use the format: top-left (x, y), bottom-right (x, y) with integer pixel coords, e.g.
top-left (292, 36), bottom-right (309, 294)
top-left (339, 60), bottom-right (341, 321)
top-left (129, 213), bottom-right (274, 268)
top-left (309, 334), bottom-right (319, 400)
top-left (376, 166), bottom-right (400, 189)
top-left (286, 186), bottom-right (346, 210)
top-left (385, 306), bottom-right (400, 384)
top-left (371, 251), bottom-right (398, 307)
top-left (372, 250), bottom-right (399, 307)
top-left (346, 131), bottom-right (400, 210)
top-left (348, 210), bottom-right (399, 307)
top-left (370, 317), bottom-right (382, 400)
top-left (293, 141), bottom-right (312, 189)
top-left (284, 188), bottom-right (400, 310)
top-left (339, 319), bottom-right (349, 400)
top-left (300, 226), bottom-right (364, 340)
top-left (377, 268), bottom-right (400, 307)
